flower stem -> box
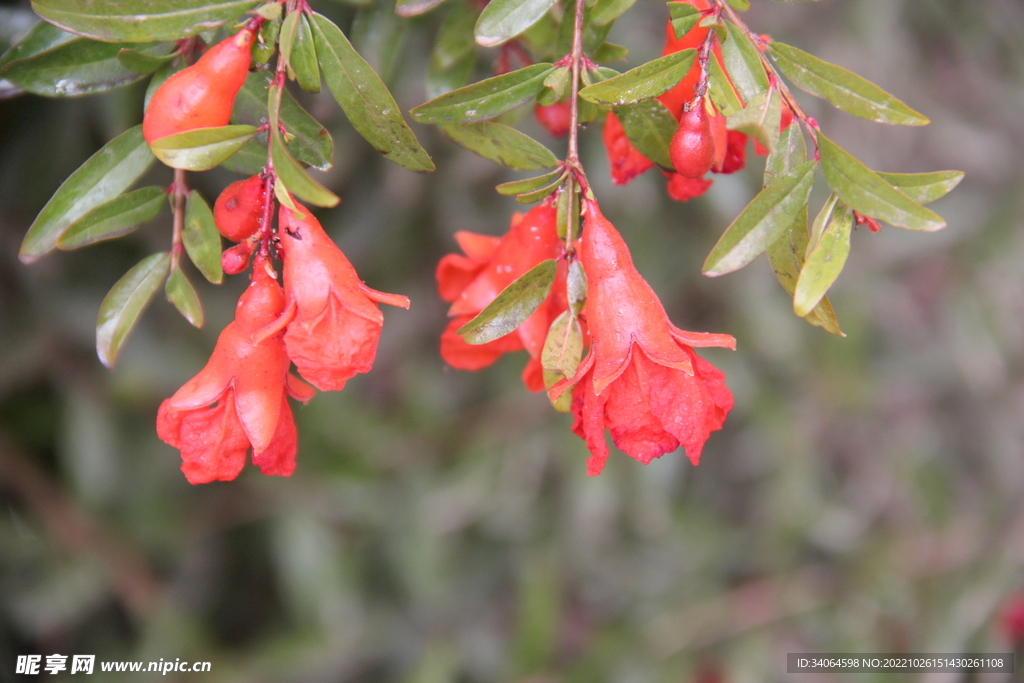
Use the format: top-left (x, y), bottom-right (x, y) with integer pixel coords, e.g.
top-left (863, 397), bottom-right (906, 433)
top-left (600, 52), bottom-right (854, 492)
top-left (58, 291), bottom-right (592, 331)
top-left (170, 168), bottom-right (187, 268)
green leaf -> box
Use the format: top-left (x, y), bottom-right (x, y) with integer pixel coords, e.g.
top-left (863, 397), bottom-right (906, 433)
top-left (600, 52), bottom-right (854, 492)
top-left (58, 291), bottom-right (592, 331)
top-left (591, 0), bottom-right (638, 26)
top-left (31, 0), bottom-right (261, 43)
top-left (149, 125), bottom-right (257, 171)
top-left (182, 190), bottom-right (223, 284)
top-left (396, 0), bottom-right (449, 17)
top-left (578, 49), bottom-right (695, 106)
top-left (96, 252), bottom-right (170, 369)
top-left (818, 133), bottom-right (945, 231)
top-left (703, 160), bottom-right (816, 276)
top-left (21, 125), bottom-right (154, 263)
top-left (807, 193), bottom-right (838, 249)
top-left (474, 0), bottom-right (558, 47)
top-left (707, 53), bottom-right (743, 117)
top-left (793, 204), bottom-right (853, 317)
top-left (726, 87), bottom-right (781, 155)
top-left (457, 259), bottom-right (557, 344)
top-left (57, 186), bottom-right (165, 250)
top-left (541, 310), bottom-right (583, 377)
top-left (593, 42), bottom-right (629, 62)
top-left (875, 170), bottom-right (964, 205)
top-left (290, 14), bottom-right (321, 93)
top-left (725, 0), bottom-right (750, 11)
top-left (0, 36), bottom-right (162, 97)
top-left (116, 45), bottom-right (176, 74)
top-left (165, 265), bottom-right (204, 328)
top-left (666, 2), bottom-right (700, 39)
top-left (514, 171), bottom-right (567, 204)
top-left (442, 122), bottom-right (558, 171)
top-left (763, 119), bottom-right (806, 186)
top-left (427, 49), bottom-right (475, 98)
top-left (613, 99), bottom-right (676, 170)
top-left (412, 63), bottom-right (554, 123)
top-left (496, 167), bottom-right (564, 195)
top-left (555, 177), bottom-right (578, 241)
top-left (252, 15), bottom-right (280, 68)
top-left (269, 89), bottom-right (340, 208)
top-left (721, 21), bottom-right (768, 103)
top-left (279, 11), bottom-right (300, 69)
top-left (763, 127), bottom-right (840, 333)
top-left (768, 41), bottom-right (929, 126)
top-left (310, 13), bottom-right (435, 172)
top-left (0, 21), bottom-right (75, 72)
top-left (231, 73), bottom-right (334, 172)
top-left (567, 259), bottom-right (587, 317)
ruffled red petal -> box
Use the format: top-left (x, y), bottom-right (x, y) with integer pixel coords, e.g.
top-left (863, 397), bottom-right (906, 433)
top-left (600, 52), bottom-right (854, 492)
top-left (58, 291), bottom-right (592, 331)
top-left (664, 173), bottom-right (713, 202)
top-left (603, 112), bottom-right (654, 185)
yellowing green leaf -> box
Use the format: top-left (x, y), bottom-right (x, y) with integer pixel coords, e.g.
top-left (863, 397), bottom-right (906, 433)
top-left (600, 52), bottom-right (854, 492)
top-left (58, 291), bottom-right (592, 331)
top-left (149, 125), bottom-right (257, 171)
top-left (793, 204), bottom-right (853, 317)
top-left (442, 122), bottom-right (558, 171)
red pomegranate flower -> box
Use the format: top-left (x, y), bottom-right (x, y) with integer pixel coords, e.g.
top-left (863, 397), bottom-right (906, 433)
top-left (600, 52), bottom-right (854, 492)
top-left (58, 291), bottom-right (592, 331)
top-left (157, 257), bottom-right (314, 484)
top-left (276, 204), bottom-right (410, 392)
top-left (554, 201), bottom-right (735, 475)
top-left (436, 202), bottom-right (565, 391)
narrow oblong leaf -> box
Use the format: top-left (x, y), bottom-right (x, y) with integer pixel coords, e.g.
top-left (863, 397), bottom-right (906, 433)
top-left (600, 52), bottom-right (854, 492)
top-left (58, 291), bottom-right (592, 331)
top-left (875, 170), bottom-right (964, 205)
top-left (515, 171), bottom-right (567, 204)
top-left (721, 21), bottom-right (769, 102)
top-left (613, 99), bottom-right (676, 169)
top-left (271, 125), bottom-right (341, 208)
top-left (310, 13), bottom-right (434, 172)
top-left (764, 120), bottom-right (806, 186)
top-left (567, 259), bottom-right (587, 316)
top-left (555, 177), bottom-right (579, 241)
top-left (149, 125), bottom-right (256, 171)
top-left (707, 53), bottom-right (743, 117)
top-left (667, 2), bottom-right (700, 39)
top-left (21, 124), bottom-right (154, 263)
top-left (411, 63), bottom-right (554, 123)
top-left (183, 190), bottom-right (223, 284)
top-left (0, 36), bottom-right (160, 97)
top-left (818, 133), bottom-right (944, 231)
top-left (793, 204), bottom-right (853, 317)
top-left (165, 265), bottom-right (204, 328)
top-left (279, 11), bottom-right (300, 67)
top-left (442, 122), bottom-right (558, 171)
top-left (431, 1), bottom-right (477, 71)
top-left (96, 252), bottom-right (170, 369)
top-left (495, 167), bottom-right (564, 195)
top-left (0, 21), bottom-right (76, 72)
top-left (291, 14), bottom-right (321, 93)
top-left (31, 0), bottom-right (261, 43)
top-left (183, 189), bottom-right (225, 282)
top-left (457, 259), bottom-right (557, 344)
top-left (231, 73), bottom-right (333, 172)
top-left (578, 49), bottom-right (696, 106)
top-left (768, 41), bottom-right (929, 126)
top-left (703, 160), bottom-right (816, 276)
top-left (474, 0), bottom-right (558, 47)
top-left (57, 186), bottom-right (165, 250)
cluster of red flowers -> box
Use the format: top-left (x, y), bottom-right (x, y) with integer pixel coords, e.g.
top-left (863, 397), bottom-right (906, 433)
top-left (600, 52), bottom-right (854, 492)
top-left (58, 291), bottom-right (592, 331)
top-left (602, 0), bottom-right (790, 202)
top-left (437, 196), bottom-right (734, 475)
top-left (158, 199), bottom-right (409, 484)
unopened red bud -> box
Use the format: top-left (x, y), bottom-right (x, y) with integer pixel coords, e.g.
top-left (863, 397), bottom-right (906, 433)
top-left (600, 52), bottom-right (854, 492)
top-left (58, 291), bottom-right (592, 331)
top-left (143, 27), bottom-right (256, 144)
top-left (214, 175), bottom-right (266, 242)
top-left (222, 241), bottom-right (254, 274)
top-left (670, 102), bottom-right (716, 178)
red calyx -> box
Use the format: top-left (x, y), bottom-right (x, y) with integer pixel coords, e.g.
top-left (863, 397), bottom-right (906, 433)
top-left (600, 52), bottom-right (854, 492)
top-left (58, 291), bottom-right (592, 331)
top-left (670, 102), bottom-right (716, 178)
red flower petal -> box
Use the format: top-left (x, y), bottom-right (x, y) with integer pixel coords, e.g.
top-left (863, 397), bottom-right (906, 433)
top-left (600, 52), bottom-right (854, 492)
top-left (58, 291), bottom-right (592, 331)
top-left (602, 112), bottom-right (654, 185)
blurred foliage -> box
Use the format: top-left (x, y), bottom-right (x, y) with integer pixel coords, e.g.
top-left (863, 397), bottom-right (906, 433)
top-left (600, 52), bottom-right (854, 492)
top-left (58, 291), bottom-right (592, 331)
top-left (2, 0), bottom-right (1024, 681)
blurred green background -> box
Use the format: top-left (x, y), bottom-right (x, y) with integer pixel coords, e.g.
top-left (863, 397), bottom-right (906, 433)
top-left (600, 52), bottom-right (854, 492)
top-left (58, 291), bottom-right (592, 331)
top-left (2, 0), bottom-right (1023, 680)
